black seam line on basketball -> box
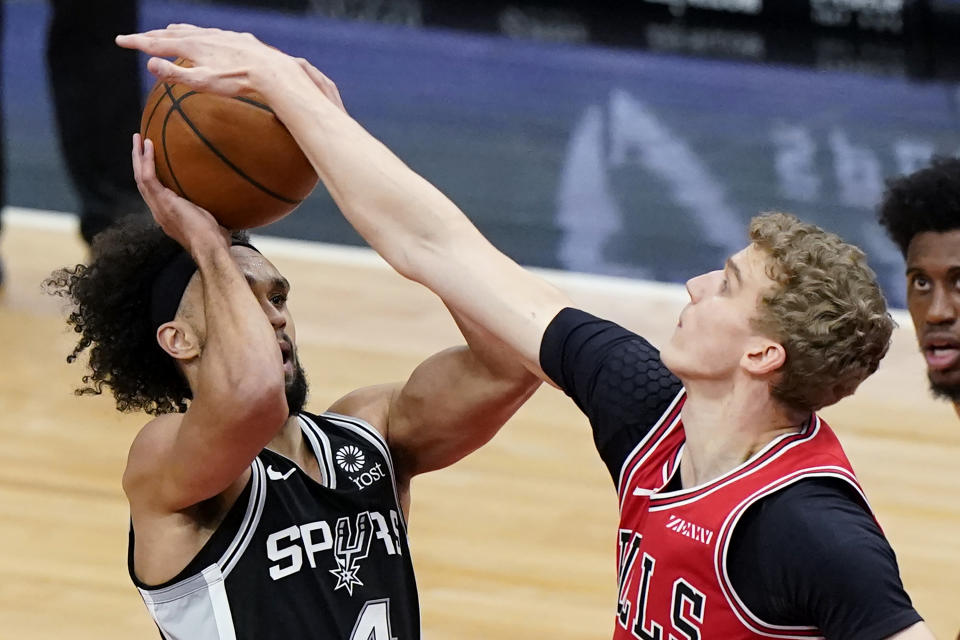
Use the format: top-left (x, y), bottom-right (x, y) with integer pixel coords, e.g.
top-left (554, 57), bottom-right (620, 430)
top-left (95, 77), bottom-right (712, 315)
top-left (142, 87), bottom-right (169, 139)
top-left (166, 90), bottom-right (302, 205)
top-left (232, 96), bottom-right (275, 113)
top-left (161, 84), bottom-right (190, 200)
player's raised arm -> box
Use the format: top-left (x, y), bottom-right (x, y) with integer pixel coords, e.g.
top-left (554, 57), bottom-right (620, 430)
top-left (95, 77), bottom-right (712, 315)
top-left (116, 25), bottom-right (572, 381)
top-left (329, 303), bottom-right (541, 508)
top-left (124, 134), bottom-right (288, 512)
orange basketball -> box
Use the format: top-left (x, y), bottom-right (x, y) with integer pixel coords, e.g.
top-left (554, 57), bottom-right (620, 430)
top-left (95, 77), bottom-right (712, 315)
top-left (140, 59), bottom-right (318, 229)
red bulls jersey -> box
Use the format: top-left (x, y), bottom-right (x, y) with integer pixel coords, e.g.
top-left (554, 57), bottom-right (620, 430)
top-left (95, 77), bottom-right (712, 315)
top-left (613, 392), bottom-right (870, 640)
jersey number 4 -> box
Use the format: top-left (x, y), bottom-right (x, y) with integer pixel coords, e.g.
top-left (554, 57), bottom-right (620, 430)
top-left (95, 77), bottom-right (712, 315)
top-left (350, 599), bottom-right (397, 640)
top-left (617, 531), bottom-right (705, 640)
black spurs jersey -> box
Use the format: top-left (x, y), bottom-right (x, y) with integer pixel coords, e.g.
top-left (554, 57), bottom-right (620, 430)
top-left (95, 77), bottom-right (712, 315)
top-left (129, 411), bottom-right (420, 640)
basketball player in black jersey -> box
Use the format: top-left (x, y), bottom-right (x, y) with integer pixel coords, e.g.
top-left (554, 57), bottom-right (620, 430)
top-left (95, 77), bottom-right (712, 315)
top-left (879, 158), bottom-right (960, 421)
top-left (116, 26), bottom-right (936, 639)
top-left (46, 135), bottom-right (539, 637)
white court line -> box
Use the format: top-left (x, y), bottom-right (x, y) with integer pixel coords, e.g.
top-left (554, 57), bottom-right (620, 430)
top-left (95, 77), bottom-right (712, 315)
top-left (4, 206), bottom-right (79, 232)
top-left (2, 205), bottom-right (911, 324)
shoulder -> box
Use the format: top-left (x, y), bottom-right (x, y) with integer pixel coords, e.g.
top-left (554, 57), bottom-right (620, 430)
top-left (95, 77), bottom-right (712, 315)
top-left (756, 477), bottom-right (867, 518)
top-left (122, 412), bottom-right (192, 517)
top-left (323, 386), bottom-right (412, 514)
top-left (742, 478), bottom-right (874, 549)
top-left (728, 478), bottom-right (881, 597)
top-left (325, 383), bottom-right (400, 440)
top-left (731, 478), bottom-right (921, 638)
top-left (123, 413), bottom-right (183, 494)
top-left (731, 477), bottom-right (895, 593)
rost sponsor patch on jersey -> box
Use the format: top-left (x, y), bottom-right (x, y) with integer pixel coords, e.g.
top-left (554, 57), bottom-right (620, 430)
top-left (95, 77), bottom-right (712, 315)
top-left (336, 444), bottom-right (387, 491)
top-left (266, 509), bottom-right (404, 595)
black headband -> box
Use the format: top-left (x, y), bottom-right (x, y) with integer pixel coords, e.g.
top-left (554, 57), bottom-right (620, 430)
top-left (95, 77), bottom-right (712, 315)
top-left (149, 240), bottom-right (261, 333)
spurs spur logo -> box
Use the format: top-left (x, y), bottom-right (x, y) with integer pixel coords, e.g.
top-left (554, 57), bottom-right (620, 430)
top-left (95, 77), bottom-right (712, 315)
top-left (329, 512), bottom-right (373, 595)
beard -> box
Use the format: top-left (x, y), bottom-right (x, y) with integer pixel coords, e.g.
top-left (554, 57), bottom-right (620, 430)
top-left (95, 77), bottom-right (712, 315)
top-left (929, 376), bottom-right (960, 404)
top-left (285, 357), bottom-right (309, 416)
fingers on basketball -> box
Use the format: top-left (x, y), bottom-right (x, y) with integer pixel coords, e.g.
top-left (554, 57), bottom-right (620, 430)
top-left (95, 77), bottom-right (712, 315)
top-left (139, 61), bottom-right (318, 230)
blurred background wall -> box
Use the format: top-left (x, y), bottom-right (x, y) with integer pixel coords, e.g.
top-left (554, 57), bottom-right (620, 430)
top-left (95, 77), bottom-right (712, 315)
top-left (4, 0), bottom-right (960, 306)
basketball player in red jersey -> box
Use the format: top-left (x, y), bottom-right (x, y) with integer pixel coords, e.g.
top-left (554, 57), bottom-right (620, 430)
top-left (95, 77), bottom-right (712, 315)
top-left (879, 158), bottom-right (960, 421)
top-left (117, 26), bottom-right (935, 639)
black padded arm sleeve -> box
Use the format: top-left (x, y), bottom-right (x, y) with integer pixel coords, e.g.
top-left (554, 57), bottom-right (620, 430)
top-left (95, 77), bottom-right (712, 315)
top-left (539, 308), bottom-right (683, 481)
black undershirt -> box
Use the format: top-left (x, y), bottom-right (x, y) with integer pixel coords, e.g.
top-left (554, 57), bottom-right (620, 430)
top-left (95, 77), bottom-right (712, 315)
top-left (539, 307), bottom-right (921, 640)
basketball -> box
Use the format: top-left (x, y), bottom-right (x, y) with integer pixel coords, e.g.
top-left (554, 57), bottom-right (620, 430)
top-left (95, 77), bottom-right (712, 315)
top-left (139, 59), bottom-right (318, 229)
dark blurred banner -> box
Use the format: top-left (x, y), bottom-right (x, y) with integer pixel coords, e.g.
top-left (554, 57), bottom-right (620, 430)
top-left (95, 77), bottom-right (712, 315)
top-left (5, 0), bottom-right (960, 307)
top-left (208, 0), bottom-right (960, 79)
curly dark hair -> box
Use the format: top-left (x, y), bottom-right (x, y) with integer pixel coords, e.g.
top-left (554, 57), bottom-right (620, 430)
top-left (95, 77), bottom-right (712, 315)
top-left (878, 156), bottom-right (960, 256)
top-left (44, 216), bottom-right (247, 415)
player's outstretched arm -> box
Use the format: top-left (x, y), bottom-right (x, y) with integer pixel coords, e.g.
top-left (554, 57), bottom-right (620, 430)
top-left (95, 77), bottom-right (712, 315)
top-left (124, 134), bottom-right (288, 513)
top-left (116, 25), bottom-right (572, 381)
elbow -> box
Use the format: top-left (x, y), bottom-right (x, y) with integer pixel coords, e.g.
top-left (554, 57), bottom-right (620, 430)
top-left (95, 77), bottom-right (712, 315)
top-left (485, 356), bottom-right (543, 393)
top-left (249, 373), bottom-right (288, 416)
top-left (237, 385), bottom-right (289, 433)
top-left (496, 368), bottom-right (542, 418)
top-left (198, 341), bottom-right (289, 428)
top-left (513, 369), bottom-right (543, 401)
top-left (485, 365), bottom-right (542, 411)
top-left (225, 367), bottom-right (289, 426)
top-left (250, 395), bottom-right (290, 432)
top-left (380, 217), bottom-right (465, 285)
top-left (387, 235), bottom-right (439, 284)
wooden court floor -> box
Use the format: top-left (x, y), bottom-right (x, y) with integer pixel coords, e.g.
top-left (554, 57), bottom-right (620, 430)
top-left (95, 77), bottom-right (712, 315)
top-left (0, 209), bottom-right (958, 639)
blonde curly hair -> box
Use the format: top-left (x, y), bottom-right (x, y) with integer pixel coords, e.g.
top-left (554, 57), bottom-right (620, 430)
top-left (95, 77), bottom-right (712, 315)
top-left (749, 213), bottom-right (894, 412)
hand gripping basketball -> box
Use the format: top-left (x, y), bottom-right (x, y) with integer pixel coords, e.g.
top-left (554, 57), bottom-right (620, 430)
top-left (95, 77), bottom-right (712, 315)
top-left (132, 133), bottom-right (227, 253)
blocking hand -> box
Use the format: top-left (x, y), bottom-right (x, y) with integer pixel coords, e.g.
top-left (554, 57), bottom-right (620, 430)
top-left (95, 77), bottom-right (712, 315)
top-left (116, 24), bottom-right (295, 98)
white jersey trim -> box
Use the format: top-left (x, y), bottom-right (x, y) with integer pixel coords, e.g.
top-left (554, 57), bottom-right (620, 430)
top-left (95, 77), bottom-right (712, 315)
top-left (617, 388), bottom-right (685, 493)
top-left (715, 467), bottom-right (867, 639)
top-left (137, 590), bottom-right (170, 639)
top-left (297, 414), bottom-right (338, 490)
top-left (137, 457), bottom-right (266, 602)
top-left (646, 415), bottom-right (821, 512)
top-left (617, 389), bottom-right (686, 512)
top-left (661, 443), bottom-right (684, 486)
top-left (139, 566), bottom-right (236, 639)
top-left (203, 565), bottom-right (238, 640)
top-left (219, 458), bottom-right (267, 577)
